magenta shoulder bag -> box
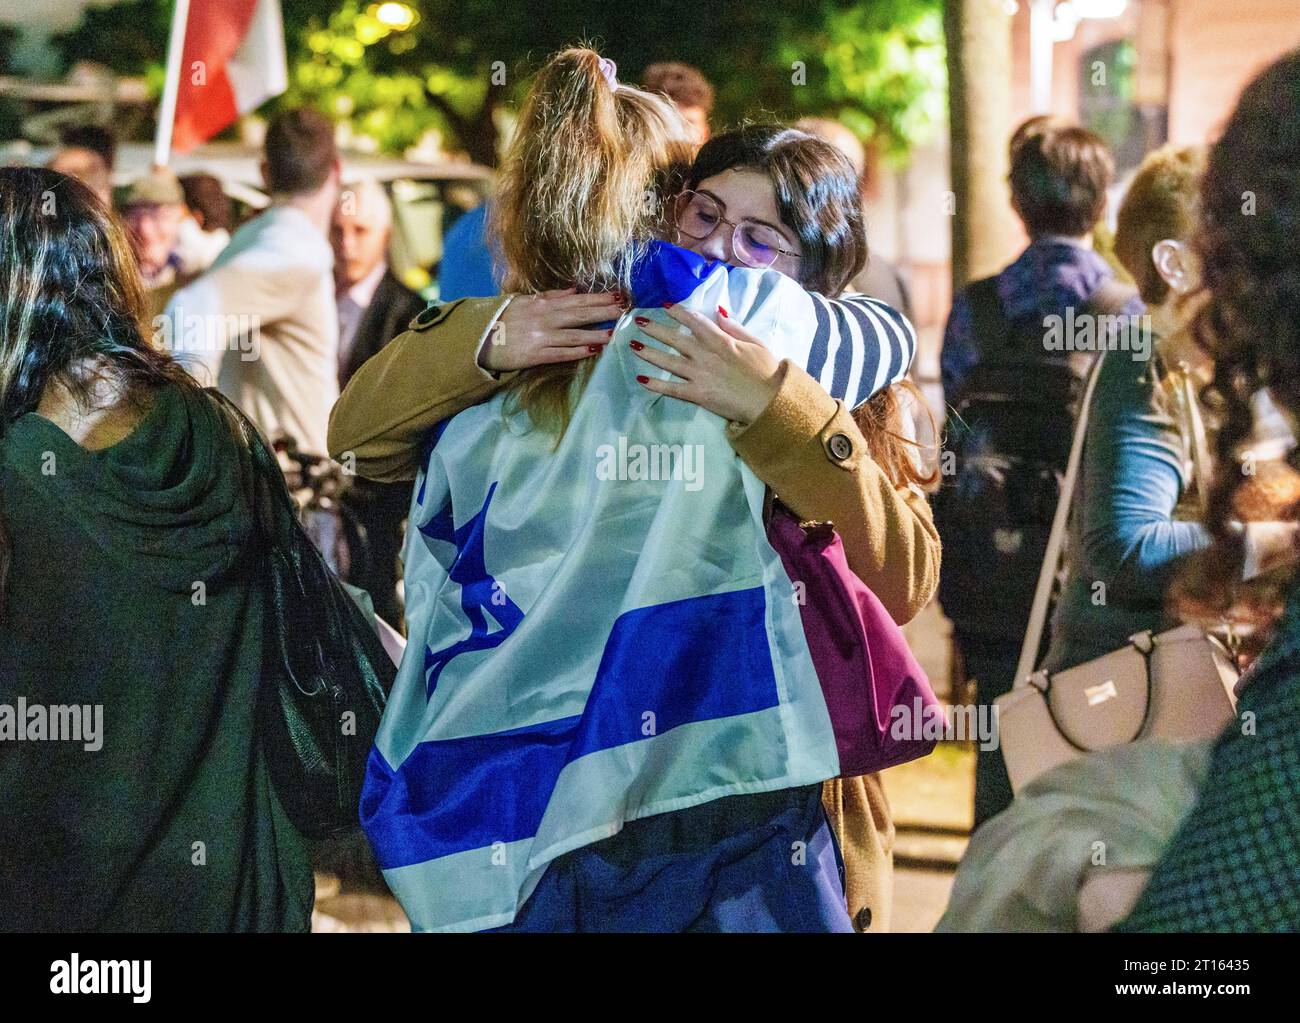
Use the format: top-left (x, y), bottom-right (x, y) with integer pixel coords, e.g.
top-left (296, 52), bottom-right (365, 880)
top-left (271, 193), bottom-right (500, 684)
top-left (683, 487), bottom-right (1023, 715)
top-left (767, 501), bottom-right (939, 776)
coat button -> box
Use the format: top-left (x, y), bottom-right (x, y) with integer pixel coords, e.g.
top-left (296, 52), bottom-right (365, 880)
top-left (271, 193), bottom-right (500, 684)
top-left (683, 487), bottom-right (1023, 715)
top-left (853, 906), bottom-right (872, 931)
top-left (828, 432), bottom-right (854, 461)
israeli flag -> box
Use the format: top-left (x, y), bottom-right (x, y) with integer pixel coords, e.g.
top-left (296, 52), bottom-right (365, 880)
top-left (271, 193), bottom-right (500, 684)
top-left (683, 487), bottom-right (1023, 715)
top-left (361, 241), bottom-right (915, 931)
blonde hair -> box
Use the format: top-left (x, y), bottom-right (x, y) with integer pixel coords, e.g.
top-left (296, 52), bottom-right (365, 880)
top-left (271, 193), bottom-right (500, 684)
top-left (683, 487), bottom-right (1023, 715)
top-left (1114, 145), bottom-right (1207, 306)
top-left (492, 47), bottom-right (694, 434)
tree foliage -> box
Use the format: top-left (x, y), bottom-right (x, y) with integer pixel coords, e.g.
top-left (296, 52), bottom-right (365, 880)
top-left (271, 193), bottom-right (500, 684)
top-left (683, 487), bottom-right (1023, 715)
top-left (47, 0), bottom-right (945, 165)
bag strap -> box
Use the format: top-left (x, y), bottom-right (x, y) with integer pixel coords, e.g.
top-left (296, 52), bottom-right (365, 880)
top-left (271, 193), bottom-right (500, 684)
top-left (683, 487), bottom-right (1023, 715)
top-left (1012, 278), bottom-right (1137, 686)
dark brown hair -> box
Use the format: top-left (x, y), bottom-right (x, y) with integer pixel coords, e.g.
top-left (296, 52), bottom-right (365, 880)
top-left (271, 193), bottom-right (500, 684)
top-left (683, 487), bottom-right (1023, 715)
top-left (180, 173), bottom-right (235, 234)
top-left (1196, 50), bottom-right (1300, 551)
top-left (60, 124), bottom-right (117, 169)
top-left (1009, 124), bottom-right (1114, 239)
top-left (688, 126), bottom-right (867, 295)
top-left (263, 108), bottom-right (338, 196)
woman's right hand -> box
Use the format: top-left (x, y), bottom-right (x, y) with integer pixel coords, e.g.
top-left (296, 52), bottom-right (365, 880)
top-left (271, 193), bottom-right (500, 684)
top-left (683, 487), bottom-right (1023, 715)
top-left (479, 288), bottom-right (626, 372)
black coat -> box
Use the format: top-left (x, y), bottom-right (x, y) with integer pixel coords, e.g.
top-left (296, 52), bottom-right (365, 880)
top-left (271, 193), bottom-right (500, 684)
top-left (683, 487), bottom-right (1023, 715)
top-left (339, 269), bottom-right (428, 388)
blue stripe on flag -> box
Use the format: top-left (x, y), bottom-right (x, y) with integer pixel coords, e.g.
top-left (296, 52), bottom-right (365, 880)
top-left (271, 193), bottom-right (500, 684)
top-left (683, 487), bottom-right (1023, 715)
top-left (361, 715), bottom-right (580, 868)
top-left (362, 585), bottom-right (778, 869)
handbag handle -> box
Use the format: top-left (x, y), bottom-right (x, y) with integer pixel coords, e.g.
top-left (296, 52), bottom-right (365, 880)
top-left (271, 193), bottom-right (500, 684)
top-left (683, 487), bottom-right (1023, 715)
top-left (1013, 280), bottom-right (1137, 687)
top-left (1033, 632), bottom-right (1157, 752)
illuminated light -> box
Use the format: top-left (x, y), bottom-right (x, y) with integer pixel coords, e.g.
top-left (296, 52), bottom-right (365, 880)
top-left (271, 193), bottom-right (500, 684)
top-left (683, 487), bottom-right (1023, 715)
top-left (372, 3), bottom-right (417, 31)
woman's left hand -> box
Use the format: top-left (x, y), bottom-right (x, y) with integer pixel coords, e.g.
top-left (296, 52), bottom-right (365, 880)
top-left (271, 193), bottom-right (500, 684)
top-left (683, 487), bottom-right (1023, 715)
top-left (630, 304), bottom-right (782, 426)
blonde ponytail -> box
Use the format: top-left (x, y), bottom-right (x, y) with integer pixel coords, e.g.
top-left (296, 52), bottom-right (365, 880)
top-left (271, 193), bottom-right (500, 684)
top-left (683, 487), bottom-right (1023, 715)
top-left (492, 47), bottom-right (693, 434)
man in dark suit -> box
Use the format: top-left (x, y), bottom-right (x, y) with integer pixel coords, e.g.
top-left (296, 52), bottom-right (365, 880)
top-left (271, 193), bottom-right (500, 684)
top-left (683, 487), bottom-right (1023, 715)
top-left (331, 178), bottom-right (427, 630)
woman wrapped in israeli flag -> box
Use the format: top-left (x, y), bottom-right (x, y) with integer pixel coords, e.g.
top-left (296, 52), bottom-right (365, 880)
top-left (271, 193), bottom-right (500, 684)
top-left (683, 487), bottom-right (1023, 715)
top-left (344, 49), bottom-right (924, 932)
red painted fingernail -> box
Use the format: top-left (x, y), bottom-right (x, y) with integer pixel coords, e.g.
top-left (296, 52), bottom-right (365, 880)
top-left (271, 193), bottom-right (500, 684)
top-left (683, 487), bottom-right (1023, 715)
top-left (634, 316), bottom-right (649, 326)
top-left (630, 339), bottom-right (645, 351)
top-left (636, 374), bottom-right (650, 384)
top-left (663, 301), bottom-right (674, 309)
top-left (605, 328), bottom-right (614, 336)
top-left (588, 345), bottom-right (603, 354)
top-left (717, 306), bottom-right (729, 318)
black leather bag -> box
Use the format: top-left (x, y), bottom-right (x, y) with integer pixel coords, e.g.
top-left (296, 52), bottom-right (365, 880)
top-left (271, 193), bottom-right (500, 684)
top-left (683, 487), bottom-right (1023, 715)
top-left (213, 392), bottom-right (393, 839)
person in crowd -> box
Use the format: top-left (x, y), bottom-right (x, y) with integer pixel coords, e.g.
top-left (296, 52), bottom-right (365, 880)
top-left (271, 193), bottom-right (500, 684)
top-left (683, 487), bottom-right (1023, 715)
top-left (166, 108), bottom-right (341, 457)
top-left (0, 167), bottom-right (313, 931)
top-left (1118, 48), bottom-right (1300, 933)
top-left (936, 142), bottom-right (1276, 932)
top-left (333, 50), bottom-right (921, 933)
top-left (794, 116), bottom-right (914, 323)
top-left (334, 178), bottom-right (426, 388)
top-left (939, 90), bottom-right (1300, 933)
top-left (330, 177), bottom-right (426, 629)
top-left (1041, 144), bottom-right (1299, 674)
top-left (643, 60), bottom-right (714, 145)
top-left (638, 125), bottom-right (939, 932)
top-left (46, 124), bottom-right (115, 207)
top-left (935, 120), bottom-right (1137, 827)
top-left (121, 167), bottom-right (189, 312)
top-left (437, 200), bottom-right (499, 302)
top-left (176, 173), bottom-right (235, 274)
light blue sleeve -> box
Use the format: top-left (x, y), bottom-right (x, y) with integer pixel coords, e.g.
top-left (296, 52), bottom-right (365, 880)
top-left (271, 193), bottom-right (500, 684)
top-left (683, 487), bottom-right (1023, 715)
top-left (1076, 353), bottom-right (1211, 603)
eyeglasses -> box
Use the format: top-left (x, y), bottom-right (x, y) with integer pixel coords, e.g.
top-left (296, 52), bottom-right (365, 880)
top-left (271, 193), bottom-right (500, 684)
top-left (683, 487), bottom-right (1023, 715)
top-left (673, 190), bottom-right (800, 270)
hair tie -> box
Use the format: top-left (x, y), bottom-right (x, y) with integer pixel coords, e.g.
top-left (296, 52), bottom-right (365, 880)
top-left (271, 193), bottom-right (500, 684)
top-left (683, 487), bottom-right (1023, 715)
top-left (597, 57), bottom-right (618, 91)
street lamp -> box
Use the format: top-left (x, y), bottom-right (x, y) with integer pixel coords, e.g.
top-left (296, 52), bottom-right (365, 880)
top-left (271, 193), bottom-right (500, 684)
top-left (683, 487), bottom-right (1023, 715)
top-left (372, 3), bottom-right (418, 32)
top-left (1029, 0), bottom-right (1129, 111)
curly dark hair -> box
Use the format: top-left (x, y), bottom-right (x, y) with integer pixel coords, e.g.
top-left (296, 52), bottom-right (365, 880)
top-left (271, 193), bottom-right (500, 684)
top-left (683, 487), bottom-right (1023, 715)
top-left (1195, 49), bottom-right (1300, 553)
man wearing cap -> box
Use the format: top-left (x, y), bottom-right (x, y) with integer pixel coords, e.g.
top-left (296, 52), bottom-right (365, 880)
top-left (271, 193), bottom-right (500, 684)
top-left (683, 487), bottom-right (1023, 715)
top-left (122, 168), bottom-right (190, 314)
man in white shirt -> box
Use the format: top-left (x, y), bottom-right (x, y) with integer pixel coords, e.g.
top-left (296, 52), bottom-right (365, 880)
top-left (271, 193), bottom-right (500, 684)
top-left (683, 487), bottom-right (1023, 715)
top-left (166, 109), bottom-right (341, 456)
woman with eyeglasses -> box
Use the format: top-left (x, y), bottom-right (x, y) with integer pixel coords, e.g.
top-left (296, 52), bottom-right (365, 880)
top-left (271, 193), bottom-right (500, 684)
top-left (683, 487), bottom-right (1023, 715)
top-left (333, 53), bottom-right (934, 932)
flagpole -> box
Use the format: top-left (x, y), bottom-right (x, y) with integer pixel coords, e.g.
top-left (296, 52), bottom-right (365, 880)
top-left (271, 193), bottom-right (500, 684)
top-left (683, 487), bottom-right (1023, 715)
top-left (153, 0), bottom-right (192, 167)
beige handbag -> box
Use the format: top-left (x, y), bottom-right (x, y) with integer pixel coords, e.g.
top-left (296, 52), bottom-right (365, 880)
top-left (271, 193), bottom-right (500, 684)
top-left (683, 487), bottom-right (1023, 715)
top-left (996, 350), bottom-right (1238, 794)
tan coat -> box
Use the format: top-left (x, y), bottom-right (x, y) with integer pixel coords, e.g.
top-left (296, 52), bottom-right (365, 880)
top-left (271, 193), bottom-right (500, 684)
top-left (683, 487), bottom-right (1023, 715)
top-left (328, 297), bottom-right (941, 932)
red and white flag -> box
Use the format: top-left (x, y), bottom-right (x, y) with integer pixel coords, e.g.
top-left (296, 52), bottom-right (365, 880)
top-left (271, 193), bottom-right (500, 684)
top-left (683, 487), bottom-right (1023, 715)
top-left (155, 0), bottom-right (288, 162)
